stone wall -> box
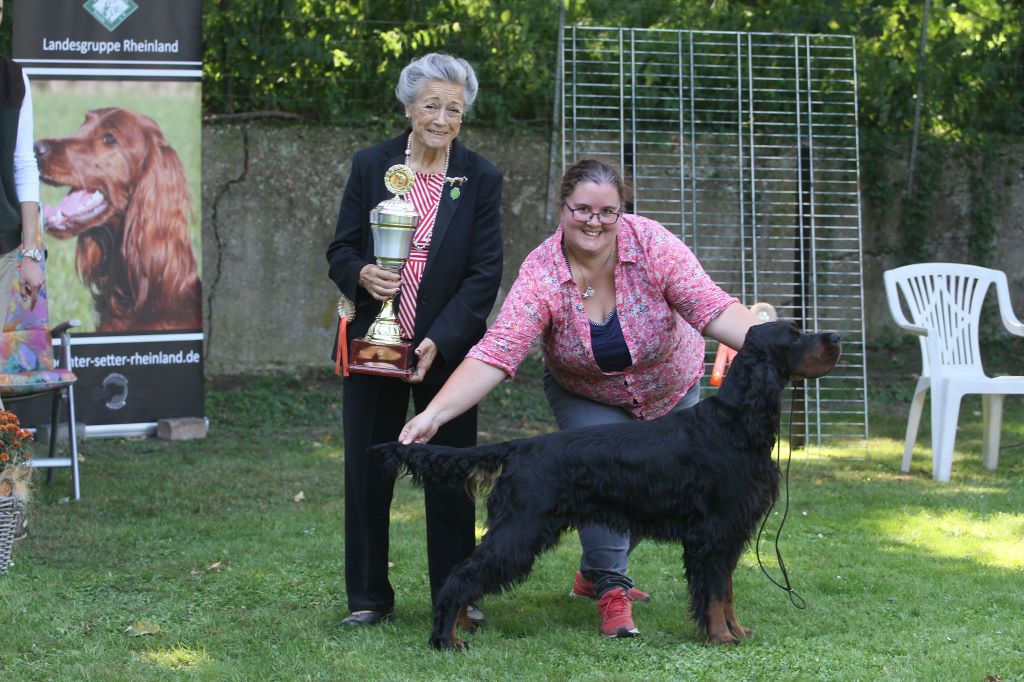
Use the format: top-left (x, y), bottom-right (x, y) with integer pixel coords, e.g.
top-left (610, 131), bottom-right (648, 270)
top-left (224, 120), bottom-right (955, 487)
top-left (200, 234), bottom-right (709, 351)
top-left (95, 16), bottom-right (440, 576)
top-left (202, 122), bottom-right (1024, 374)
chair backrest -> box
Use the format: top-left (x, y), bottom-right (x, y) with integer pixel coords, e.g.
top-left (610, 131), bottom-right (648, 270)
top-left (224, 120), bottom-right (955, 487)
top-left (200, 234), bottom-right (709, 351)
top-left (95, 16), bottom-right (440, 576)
top-left (1, 259), bottom-right (57, 375)
top-left (883, 263), bottom-right (1003, 377)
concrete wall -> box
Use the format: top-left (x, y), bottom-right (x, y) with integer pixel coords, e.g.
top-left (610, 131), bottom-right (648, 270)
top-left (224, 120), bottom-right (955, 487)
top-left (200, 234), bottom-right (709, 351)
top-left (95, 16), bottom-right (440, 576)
top-left (860, 143), bottom-right (1024, 344)
top-left (202, 122), bottom-right (1024, 374)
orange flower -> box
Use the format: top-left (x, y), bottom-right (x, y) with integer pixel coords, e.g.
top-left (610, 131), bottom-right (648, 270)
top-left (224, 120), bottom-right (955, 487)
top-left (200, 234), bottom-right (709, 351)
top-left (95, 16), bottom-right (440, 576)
top-left (0, 410), bottom-right (33, 470)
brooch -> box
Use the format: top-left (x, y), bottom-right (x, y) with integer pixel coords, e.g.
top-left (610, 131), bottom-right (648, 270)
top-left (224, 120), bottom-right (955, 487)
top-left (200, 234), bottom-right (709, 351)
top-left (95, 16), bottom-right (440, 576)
top-left (444, 176), bottom-right (467, 200)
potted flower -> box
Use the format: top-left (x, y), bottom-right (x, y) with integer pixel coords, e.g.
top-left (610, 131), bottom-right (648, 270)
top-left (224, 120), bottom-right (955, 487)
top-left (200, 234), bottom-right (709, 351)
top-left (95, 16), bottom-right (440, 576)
top-left (0, 410), bottom-right (34, 573)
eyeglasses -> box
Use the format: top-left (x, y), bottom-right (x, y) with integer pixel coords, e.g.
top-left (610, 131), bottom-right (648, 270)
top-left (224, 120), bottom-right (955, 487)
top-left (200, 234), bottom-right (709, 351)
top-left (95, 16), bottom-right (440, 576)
top-left (565, 205), bottom-right (622, 225)
top-left (415, 103), bottom-right (464, 121)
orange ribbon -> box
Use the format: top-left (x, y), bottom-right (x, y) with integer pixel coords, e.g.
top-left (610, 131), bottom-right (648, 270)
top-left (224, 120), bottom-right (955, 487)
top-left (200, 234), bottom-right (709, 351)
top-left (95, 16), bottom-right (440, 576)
top-left (335, 317), bottom-right (349, 378)
top-left (709, 342), bottom-right (737, 387)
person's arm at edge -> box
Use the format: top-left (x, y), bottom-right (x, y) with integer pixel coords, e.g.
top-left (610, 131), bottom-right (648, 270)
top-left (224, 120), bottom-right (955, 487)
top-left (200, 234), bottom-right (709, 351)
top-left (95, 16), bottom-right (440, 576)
top-left (15, 72), bottom-right (43, 307)
top-left (399, 358), bottom-right (507, 444)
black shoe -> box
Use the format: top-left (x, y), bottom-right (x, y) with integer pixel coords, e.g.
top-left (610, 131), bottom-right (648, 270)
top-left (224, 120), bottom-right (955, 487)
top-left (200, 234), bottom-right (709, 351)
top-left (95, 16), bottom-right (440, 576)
top-left (465, 604), bottom-right (485, 628)
top-left (339, 609), bottom-right (395, 628)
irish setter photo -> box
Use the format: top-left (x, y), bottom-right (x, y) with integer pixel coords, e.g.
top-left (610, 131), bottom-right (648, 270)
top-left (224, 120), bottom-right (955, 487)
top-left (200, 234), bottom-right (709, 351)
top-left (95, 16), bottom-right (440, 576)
top-left (35, 108), bottom-right (202, 332)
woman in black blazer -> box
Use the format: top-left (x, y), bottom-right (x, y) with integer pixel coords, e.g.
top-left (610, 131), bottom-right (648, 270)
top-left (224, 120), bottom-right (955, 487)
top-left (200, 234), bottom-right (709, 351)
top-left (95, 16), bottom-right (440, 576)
top-left (326, 53), bottom-right (502, 628)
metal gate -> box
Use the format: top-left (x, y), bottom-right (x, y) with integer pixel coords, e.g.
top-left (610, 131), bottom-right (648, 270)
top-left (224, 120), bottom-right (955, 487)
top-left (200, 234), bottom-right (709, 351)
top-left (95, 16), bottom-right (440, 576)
top-left (561, 27), bottom-right (869, 450)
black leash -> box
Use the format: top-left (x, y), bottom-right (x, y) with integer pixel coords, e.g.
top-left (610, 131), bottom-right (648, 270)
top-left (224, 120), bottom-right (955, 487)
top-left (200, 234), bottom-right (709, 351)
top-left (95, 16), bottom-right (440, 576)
top-left (755, 386), bottom-right (807, 609)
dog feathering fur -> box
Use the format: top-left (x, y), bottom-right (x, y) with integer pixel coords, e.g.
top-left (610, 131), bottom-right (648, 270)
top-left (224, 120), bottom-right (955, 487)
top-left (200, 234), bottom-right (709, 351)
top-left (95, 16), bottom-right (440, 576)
top-left (375, 321), bottom-right (841, 650)
top-left (35, 108), bottom-right (201, 332)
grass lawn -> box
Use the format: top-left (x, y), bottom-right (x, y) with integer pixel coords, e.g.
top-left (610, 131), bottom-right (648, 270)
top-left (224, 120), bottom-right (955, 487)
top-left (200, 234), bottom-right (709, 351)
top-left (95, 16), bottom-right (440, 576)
top-left (2, 352), bottom-right (1023, 681)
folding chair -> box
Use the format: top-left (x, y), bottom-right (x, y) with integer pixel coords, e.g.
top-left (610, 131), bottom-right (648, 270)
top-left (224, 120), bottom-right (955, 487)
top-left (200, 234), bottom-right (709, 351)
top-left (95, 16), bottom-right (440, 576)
top-left (0, 258), bottom-right (81, 499)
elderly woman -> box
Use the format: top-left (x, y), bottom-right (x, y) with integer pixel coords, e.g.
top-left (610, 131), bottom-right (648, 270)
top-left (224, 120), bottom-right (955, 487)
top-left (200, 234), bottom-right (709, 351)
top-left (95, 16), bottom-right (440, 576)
top-left (400, 158), bottom-right (761, 640)
top-left (326, 53), bottom-right (503, 628)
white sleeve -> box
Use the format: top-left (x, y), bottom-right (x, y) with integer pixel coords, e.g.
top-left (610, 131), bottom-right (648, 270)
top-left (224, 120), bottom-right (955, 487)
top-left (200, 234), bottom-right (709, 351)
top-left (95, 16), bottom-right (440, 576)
top-left (13, 71), bottom-right (40, 205)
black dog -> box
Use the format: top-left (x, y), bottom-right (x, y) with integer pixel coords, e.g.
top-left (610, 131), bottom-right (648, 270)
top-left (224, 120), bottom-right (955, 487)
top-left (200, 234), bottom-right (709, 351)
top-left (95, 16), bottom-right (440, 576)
top-left (375, 321), bottom-right (841, 650)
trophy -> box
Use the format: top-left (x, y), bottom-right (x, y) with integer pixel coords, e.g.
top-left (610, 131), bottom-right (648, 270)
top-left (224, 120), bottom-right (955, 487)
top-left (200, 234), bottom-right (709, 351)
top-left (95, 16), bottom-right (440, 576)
top-left (347, 165), bottom-right (420, 377)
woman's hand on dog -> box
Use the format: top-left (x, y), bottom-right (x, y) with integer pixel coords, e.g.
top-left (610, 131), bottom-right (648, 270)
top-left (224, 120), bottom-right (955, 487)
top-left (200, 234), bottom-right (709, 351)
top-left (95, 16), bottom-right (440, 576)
top-left (400, 409), bottom-right (442, 444)
top-left (359, 264), bottom-right (401, 301)
top-left (19, 259), bottom-right (44, 309)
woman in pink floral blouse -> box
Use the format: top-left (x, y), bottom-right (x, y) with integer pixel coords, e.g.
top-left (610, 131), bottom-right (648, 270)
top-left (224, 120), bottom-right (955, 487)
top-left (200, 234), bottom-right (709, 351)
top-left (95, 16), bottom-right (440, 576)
top-left (399, 158), bottom-right (762, 640)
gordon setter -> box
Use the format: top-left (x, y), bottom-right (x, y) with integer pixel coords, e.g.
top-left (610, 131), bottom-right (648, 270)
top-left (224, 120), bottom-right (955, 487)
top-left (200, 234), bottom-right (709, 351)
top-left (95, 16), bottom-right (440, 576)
top-left (375, 321), bottom-right (841, 650)
top-left (35, 108), bottom-right (202, 332)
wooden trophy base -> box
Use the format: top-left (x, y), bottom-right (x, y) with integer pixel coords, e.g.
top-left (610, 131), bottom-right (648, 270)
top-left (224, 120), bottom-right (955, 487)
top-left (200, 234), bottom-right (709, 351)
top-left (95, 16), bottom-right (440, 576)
top-left (348, 338), bottom-right (414, 377)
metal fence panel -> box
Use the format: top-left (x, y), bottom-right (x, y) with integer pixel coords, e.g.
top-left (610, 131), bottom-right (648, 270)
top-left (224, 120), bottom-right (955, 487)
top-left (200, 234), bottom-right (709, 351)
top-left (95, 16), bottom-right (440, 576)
top-left (563, 26), bottom-right (869, 450)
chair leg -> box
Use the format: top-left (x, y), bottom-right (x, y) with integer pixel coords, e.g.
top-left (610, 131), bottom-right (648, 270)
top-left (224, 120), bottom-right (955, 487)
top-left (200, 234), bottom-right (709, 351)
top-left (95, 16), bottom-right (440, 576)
top-left (903, 386), bottom-right (928, 473)
top-left (66, 385), bottom-right (81, 501)
top-left (47, 391), bottom-right (60, 486)
top-left (981, 394), bottom-right (1004, 472)
top-left (933, 386), bottom-right (962, 483)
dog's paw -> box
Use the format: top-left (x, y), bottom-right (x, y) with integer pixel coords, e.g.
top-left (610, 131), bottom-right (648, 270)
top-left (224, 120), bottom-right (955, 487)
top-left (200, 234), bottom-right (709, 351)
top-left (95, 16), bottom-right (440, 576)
top-left (727, 621), bottom-right (752, 639)
top-left (429, 636), bottom-right (469, 652)
top-left (705, 629), bottom-right (740, 646)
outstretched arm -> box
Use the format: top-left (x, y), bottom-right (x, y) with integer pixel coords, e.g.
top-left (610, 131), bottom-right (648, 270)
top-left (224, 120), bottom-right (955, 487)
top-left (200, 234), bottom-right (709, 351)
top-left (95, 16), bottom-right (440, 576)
top-left (400, 358), bottom-right (508, 444)
top-left (704, 302), bottom-right (762, 350)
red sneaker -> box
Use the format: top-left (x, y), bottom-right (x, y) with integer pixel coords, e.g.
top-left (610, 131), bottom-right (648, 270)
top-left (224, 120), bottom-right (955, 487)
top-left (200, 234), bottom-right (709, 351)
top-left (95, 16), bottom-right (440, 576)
top-left (597, 588), bottom-right (640, 638)
top-left (571, 572), bottom-right (651, 602)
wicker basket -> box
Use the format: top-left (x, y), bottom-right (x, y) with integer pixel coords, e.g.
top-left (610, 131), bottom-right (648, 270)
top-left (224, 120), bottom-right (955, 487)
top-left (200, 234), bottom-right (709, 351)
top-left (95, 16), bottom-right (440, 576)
top-left (0, 495), bottom-right (23, 574)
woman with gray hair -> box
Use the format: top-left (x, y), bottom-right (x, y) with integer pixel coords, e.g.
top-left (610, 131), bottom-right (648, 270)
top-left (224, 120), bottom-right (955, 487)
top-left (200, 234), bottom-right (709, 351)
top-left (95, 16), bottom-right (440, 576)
top-left (326, 53), bottom-right (503, 629)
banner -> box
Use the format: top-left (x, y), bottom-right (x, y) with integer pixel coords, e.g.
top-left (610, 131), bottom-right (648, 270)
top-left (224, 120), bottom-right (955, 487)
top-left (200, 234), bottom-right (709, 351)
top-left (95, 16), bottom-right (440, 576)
top-left (13, 0), bottom-right (203, 435)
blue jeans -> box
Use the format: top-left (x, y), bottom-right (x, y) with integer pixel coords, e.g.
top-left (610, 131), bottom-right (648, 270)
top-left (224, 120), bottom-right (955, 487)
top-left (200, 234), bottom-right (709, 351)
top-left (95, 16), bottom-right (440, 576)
top-left (543, 369), bottom-right (700, 596)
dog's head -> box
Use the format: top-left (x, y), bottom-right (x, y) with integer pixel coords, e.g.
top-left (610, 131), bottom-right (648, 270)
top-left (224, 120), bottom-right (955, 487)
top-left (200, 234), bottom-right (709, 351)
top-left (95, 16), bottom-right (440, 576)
top-left (742, 320), bottom-right (842, 380)
top-left (35, 107), bottom-right (178, 238)
top-left (722, 321), bottom-right (841, 446)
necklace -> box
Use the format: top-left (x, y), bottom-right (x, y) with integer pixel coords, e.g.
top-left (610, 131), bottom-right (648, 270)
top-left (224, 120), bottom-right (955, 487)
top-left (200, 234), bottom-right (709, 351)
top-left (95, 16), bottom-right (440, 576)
top-left (564, 241), bottom-right (615, 300)
top-left (405, 134), bottom-right (450, 210)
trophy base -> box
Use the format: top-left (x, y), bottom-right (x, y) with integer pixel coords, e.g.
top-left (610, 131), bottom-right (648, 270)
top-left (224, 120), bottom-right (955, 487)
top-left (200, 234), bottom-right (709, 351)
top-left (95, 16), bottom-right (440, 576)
top-left (348, 338), bottom-right (414, 377)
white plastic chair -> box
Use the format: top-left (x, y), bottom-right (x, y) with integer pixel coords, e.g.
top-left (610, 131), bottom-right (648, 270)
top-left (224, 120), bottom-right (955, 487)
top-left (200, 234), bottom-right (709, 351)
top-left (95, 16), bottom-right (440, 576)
top-left (884, 263), bottom-right (1024, 482)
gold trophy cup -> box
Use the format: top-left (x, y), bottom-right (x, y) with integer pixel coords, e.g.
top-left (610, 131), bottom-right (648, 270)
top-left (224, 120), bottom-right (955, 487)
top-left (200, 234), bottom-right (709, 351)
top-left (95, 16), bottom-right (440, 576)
top-left (348, 165), bottom-right (420, 377)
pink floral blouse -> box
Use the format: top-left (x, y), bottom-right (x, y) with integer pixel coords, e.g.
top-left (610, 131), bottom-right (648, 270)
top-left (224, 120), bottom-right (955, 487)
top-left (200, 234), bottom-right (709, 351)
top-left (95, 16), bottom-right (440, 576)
top-left (467, 214), bottom-right (737, 419)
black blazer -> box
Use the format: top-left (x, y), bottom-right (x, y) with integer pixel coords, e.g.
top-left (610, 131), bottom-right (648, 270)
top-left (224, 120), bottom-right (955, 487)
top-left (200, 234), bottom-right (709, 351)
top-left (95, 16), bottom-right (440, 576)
top-left (327, 130), bottom-right (503, 384)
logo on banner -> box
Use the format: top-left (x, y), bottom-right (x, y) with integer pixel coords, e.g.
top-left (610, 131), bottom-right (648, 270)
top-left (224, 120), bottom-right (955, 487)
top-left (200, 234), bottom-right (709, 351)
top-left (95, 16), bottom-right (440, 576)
top-left (83, 0), bottom-right (139, 31)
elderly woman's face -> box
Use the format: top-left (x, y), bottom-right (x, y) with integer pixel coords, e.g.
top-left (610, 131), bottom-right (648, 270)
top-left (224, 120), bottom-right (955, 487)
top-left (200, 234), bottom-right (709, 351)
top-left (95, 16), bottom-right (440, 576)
top-left (407, 80), bottom-right (466, 152)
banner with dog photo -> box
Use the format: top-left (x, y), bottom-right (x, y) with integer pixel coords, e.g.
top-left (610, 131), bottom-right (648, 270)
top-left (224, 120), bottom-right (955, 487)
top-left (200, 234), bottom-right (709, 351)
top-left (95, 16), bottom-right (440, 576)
top-left (13, 0), bottom-right (203, 435)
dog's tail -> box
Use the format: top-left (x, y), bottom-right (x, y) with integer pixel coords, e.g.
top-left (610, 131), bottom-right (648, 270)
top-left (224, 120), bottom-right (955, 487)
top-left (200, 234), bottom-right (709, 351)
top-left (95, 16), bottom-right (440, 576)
top-left (372, 441), bottom-right (510, 494)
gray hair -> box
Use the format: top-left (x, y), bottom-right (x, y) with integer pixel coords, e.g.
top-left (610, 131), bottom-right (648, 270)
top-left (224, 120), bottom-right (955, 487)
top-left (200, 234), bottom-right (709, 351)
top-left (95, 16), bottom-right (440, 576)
top-left (395, 53), bottom-right (479, 111)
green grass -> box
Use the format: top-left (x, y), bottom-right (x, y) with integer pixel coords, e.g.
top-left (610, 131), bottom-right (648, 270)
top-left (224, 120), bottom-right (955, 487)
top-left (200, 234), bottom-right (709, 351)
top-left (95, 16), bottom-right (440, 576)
top-left (2, 355), bottom-right (1023, 681)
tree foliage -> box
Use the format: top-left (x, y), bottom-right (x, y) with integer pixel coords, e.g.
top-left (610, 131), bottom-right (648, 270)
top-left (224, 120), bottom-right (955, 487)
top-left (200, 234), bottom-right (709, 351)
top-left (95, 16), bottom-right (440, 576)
top-left (202, 0), bottom-right (561, 127)
top-left (3, 0), bottom-right (1020, 137)
top-left (198, 0), bottom-right (1022, 138)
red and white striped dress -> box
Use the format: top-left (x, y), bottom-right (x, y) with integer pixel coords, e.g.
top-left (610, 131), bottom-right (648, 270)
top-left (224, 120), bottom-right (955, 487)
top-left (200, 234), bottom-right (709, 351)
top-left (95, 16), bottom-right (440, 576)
top-left (397, 171), bottom-right (445, 339)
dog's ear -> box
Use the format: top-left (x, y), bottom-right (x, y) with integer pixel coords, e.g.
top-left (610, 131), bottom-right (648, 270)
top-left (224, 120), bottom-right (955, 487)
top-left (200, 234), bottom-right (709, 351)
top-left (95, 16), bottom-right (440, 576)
top-left (122, 116), bottom-right (197, 314)
top-left (742, 359), bottom-right (785, 445)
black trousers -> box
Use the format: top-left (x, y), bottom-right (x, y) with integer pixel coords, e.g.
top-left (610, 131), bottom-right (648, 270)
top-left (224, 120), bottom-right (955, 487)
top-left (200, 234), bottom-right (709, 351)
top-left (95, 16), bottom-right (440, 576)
top-left (341, 372), bottom-right (477, 613)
